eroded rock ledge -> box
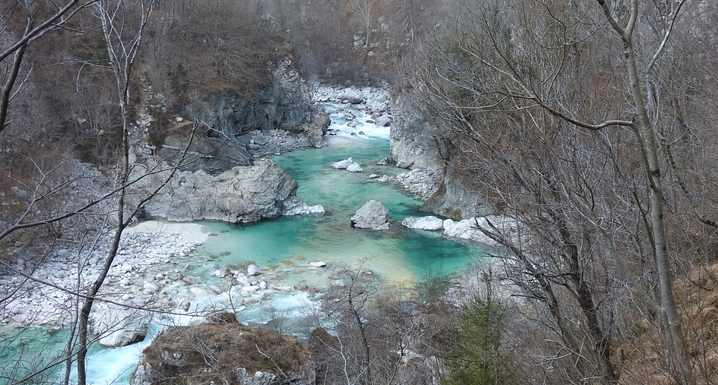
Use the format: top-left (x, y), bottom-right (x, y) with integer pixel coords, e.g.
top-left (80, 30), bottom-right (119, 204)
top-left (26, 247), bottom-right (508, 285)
top-left (131, 158), bottom-right (323, 224)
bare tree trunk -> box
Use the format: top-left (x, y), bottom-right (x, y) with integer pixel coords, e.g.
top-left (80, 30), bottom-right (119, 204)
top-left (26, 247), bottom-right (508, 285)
top-left (595, 1), bottom-right (693, 383)
top-left (76, 2), bottom-right (155, 383)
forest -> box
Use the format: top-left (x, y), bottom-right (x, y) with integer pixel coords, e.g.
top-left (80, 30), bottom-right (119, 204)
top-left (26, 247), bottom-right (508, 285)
top-left (2, 0), bottom-right (718, 384)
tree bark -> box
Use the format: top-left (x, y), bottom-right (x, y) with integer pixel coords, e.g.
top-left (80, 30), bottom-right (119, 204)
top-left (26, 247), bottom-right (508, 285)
top-left (595, 1), bottom-right (693, 383)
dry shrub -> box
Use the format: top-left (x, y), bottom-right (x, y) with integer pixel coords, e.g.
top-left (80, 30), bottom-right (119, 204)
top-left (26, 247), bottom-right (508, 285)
top-left (140, 322), bottom-right (311, 384)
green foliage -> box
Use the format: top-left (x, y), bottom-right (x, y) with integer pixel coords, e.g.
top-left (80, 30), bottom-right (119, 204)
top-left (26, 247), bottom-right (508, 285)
top-left (444, 295), bottom-right (516, 385)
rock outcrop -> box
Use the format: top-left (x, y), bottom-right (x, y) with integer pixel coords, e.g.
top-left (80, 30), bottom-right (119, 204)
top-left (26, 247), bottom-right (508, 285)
top-left (421, 167), bottom-right (493, 220)
top-left (132, 322), bottom-right (315, 385)
top-left (390, 90), bottom-right (445, 170)
top-left (351, 200), bottom-right (390, 230)
top-left (160, 134), bottom-right (253, 175)
top-left (389, 88), bottom-right (493, 219)
top-left (186, 58), bottom-right (328, 149)
top-left (135, 159), bottom-right (308, 224)
top-left (395, 168), bottom-right (443, 199)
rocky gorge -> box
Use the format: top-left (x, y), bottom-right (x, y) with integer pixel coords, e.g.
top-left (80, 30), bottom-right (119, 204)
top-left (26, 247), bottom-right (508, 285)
top-left (1, 72), bottom-right (505, 385)
top-left (0, 79), bottom-right (505, 330)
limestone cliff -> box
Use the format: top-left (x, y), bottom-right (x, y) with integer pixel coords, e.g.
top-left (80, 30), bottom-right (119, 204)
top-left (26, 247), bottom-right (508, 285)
top-left (390, 88), bottom-right (492, 220)
top-left (390, 90), bottom-right (444, 170)
top-left (186, 57), bottom-right (328, 150)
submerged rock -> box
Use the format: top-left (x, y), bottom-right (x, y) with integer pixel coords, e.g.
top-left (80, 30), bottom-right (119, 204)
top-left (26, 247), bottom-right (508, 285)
top-left (331, 157), bottom-right (363, 172)
top-left (351, 200), bottom-right (389, 230)
top-left (247, 264), bottom-right (261, 276)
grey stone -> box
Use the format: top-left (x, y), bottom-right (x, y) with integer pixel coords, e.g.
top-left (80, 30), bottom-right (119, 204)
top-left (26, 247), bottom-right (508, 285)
top-left (90, 302), bottom-right (152, 347)
top-left (135, 159), bottom-right (300, 224)
top-left (401, 216), bottom-right (444, 231)
top-left (351, 200), bottom-right (390, 230)
top-left (247, 264), bottom-right (261, 276)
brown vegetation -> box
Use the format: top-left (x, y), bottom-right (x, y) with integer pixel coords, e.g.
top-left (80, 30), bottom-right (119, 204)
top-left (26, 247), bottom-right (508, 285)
top-left (140, 321), bottom-right (312, 384)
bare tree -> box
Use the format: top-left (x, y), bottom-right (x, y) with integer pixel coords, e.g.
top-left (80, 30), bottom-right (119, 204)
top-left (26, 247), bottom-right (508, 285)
top-left (409, 0), bottom-right (718, 383)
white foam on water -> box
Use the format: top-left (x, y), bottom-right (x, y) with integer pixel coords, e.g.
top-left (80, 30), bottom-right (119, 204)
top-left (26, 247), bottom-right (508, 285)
top-left (67, 322), bottom-right (162, 385)
top-left (324, 102), bottom-right (391, 140)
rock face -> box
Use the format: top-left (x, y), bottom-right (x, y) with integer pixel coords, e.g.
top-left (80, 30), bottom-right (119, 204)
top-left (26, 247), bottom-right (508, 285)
top-left (89, 302), bottom-right (152, 347)
top-left (421, 167), bottom-right (493, 220)
top-left (389, 88), bottom-right (493, 219)
top-left (390, 90), bottom-right (444, 170)
top-left (138, 159), bottom-right (304, 224)
top-left (395, 168), bottom-right (443, 199)
top-left (187, 57), bottom-right (328, 148)
top-left (351, 200), bottom-right (390, 230)
top-left (160, 134), bottom-right (253, 175)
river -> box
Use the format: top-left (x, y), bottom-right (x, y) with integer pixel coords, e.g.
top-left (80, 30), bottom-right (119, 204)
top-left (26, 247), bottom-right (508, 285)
top-left (0, 97), bottom-right (488, 384)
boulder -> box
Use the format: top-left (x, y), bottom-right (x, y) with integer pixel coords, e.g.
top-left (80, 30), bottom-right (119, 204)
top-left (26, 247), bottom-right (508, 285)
top-left (308, 261), bottom-right (327, 267)
top-left (90, 302), bottom-right (153, 347)
top-left (330, 158), bottom-right (352, 168)
top-left (442, 216), bottom-right (518, 246)
top-left (346, 162), bottom-right (363, 173)
top-left (331, 158), bottom-right (363, 172)
top-left (247, 264), bottom-right (261, 276)
top-left (137, 159), bottom-right (302, 224)
top-left (351, 200), bottom-right (390, 230)
top-left (401, 216), bottom-right (444, 231)
top-left (374, 114), bottom-right (392, 127)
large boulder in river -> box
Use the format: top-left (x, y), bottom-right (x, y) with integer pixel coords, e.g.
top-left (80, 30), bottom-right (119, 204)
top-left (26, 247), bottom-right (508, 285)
top-left (90, 302), bottom-right (152, 347)
top-left (351, 200), bottom-right (389, 230)
top-left (331, 158), bottom-right (363, 172)
top-left (138, 159), bottom-right (304, 224)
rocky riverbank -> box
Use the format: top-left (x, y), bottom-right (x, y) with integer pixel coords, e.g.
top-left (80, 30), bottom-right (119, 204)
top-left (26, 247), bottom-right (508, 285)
top-left (0, 221), bottom-right (209, 328)
top-left (0, 83), bottom-right (502, 351)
